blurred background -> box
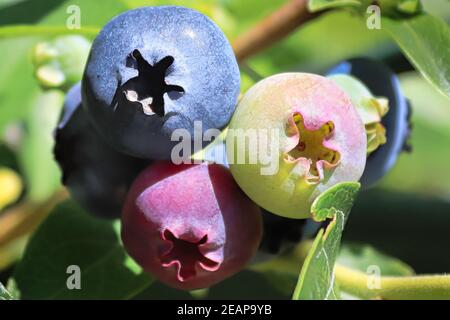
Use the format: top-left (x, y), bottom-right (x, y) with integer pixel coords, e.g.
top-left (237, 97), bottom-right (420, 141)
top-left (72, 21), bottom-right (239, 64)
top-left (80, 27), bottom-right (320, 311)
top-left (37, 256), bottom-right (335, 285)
top-left (0, 0), bottom-right (449, 299)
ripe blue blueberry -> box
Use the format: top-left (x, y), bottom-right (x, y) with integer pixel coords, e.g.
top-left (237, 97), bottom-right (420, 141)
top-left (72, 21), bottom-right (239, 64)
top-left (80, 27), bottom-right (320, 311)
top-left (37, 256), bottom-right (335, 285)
top-left (82, 6), bottom-right (240, 159)
top-left (326, 58), bottom-right (412, 189)
top-left (54, 83), bottom-right (149, 218)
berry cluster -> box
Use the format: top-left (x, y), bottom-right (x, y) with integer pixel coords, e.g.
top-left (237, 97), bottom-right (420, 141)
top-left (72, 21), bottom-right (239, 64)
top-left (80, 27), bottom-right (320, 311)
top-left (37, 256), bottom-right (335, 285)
top-left (54, 6), bottom-right (411, 290)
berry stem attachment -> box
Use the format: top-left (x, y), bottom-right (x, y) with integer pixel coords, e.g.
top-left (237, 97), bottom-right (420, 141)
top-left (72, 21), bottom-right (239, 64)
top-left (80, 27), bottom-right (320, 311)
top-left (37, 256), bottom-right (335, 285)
top-left (232, 0), bottom-right (320, 62)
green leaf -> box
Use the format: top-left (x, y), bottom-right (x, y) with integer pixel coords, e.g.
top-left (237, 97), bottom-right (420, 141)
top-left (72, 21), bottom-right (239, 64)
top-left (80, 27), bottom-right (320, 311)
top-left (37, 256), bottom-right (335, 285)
top-left (222, 0), bottom-right (285, 35)
top-left (423, 0), bottom-right (450, 21)
top-left (311, 182), bottom-right (361, 222)
top-left (0, 281), bottom-right (14, 300)
top-left (250, 242), bottom-right (312, 297)
top-left (0, 0), bottom-right (23, 11)
top-left (338, 243), bottom-right (415, 276)
top-left (0, 0), bottom-right (128, 27)
top-left (380, 72), bottom-right (450, 196)
top-left (0, 0), bottom-right (62, 25)
top-left (11, 200), bottom-right (153, 299)
top-left (0, 25), bottom-right (100, 39)
top-left (124, 0), bottom-right (238, 37)
top-left (396, 0), bottom-right (422, 15)
top-left (0, 38), bottom-right (40, 135)
top-left (292, 182), bottom-right (360, 300)
top-left (40, 1), bottom-right (127, 27)
top-left (308, 0), bottom-right (423, 16)
top-left (308, 0), bottom-right (362, 12)
top-left (304, 3), bottom-right (448, 99)
top-left (18, 90), bottom-right (64, 201)
top-left (382, 14), bottom-right (450, 98)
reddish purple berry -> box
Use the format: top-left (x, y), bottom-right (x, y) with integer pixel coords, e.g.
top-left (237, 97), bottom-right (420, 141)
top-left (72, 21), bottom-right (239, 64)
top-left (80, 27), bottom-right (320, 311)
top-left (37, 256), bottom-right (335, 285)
top-left (121, 162), bottom-right (262, 290)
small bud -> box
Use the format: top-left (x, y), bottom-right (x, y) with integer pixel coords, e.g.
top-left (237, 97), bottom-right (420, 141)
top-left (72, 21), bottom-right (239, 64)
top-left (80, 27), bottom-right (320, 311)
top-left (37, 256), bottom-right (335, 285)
top-left (32, 35), bottom-right (91, 90)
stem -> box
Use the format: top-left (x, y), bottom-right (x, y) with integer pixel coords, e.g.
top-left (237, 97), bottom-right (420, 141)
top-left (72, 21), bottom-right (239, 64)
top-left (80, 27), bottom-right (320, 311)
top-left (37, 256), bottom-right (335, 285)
top-left (335, 264), bottom-right (450, 300)
top-left (0, 25), bottom-right (100, 39)
top-left (232, 0), bottom-right (319, 62)
top-left (0, 189), bottom-right (68, 248)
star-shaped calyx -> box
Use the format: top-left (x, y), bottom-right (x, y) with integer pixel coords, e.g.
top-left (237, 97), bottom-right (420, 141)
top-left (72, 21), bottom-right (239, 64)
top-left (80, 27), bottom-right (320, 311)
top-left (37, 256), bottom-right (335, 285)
top-left (285, 113), bottom-right (340, 182)
top-left (121, 49), bottom-right (184, 117)
top-left (160, 229), bottom-right (220, 282)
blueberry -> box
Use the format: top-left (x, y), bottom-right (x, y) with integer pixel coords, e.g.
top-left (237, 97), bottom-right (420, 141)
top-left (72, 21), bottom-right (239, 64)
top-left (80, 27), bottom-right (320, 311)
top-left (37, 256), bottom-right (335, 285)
top-left (32, 35), bottom-right (91, 91)
top-left (195, 130), bottom-right (323, 256)
top-left (54, 83), bottom-right (149, 218)
top-left (228, 73), bottom-right (367, 219)
top-left (326, 58), bottom-right (412, 189)
top-left (121, 161), bottom-right (262, 290)
top-left (82, 6), bottom-right (240, 159)
top-left (194, 140), bottom-right (322, 257)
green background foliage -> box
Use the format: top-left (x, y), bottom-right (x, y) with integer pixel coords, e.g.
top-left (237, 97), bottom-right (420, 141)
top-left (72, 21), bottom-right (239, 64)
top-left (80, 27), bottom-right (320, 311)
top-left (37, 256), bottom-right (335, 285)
top-left (0, 0), bottom-right (449, 300)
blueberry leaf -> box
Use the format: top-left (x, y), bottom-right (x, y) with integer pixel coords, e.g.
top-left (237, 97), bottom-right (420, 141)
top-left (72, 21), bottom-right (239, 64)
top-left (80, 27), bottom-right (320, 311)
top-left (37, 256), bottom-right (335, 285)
top-left (0, 0), bottom-right (128, 27)
top-left (311, 182), bottom-right (360, 222)
top-left (336, 243), bottom-right (415, 300)
top-left (10, 200), bottom-right (153, 299)
top-left (0, 38), bottom-right (40, 134)
top-left (308, 0), bottom-right (423, 16)
top-left (338, 243), bottom-right (415, 276)
top-left (382, 14), bottom-right (450, 98)
top-left (381, 72), bottom-right (450, 195)
top-left (307, 0), bottom-right (363, 12)
top-left (0, 281), bottom-right (14, 300)
top-left (18, 90), bottom-right (64, 202)
top-left (0, 25), bottom-right (100, 39)
top-left (292, 182), bottom-right (360, 300)
top-left (308, 2), bottom-right (449, 98)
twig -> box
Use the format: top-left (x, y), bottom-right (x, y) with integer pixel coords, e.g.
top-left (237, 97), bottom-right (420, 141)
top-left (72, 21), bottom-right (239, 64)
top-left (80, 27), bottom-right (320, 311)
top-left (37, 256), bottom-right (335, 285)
top-left (232, 0), bottom-right (319, 62)
top-left (0, 189), bottom-right (68, 248)
top-left (335, 264), bottom-right (450, 300)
